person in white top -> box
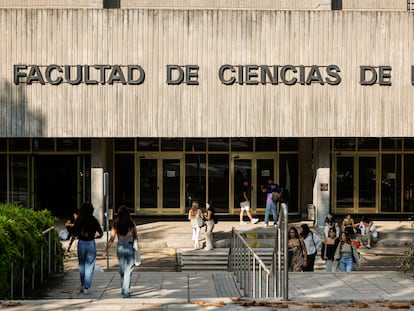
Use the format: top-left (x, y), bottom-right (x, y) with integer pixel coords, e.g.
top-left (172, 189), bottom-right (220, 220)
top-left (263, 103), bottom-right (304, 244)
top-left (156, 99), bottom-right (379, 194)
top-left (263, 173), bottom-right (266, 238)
top-left (300, 224), bottom-right (322, 272)
top-left (357, 217), bottom-right (378, 249)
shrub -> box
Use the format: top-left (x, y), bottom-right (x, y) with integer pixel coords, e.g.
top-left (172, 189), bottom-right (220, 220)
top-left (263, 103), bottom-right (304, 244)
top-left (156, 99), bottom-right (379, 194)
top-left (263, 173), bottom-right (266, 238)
top-left (0, 203), bottom-right (64, 299)
top-left (399, 247), bottom-right (414, 274)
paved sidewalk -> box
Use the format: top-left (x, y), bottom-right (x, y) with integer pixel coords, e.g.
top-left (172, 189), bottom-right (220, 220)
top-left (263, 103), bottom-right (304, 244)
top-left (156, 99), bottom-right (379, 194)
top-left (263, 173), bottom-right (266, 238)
top-left (4, 271), bottom-right (414, 310)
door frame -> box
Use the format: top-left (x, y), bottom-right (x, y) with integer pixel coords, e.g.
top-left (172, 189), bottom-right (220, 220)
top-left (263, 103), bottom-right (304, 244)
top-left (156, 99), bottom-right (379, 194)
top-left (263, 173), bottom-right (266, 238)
top-left (136, 153), bottom-right (184, 214)
top-left (230, 153), bottom-right (278, 214)
top-left (333, 153), bottom-right (379, 214)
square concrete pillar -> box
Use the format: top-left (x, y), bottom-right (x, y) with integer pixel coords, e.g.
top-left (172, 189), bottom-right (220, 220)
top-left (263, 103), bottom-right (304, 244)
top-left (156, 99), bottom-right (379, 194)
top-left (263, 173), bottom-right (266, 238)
top-left (91, 139), bottom-right (107, 227)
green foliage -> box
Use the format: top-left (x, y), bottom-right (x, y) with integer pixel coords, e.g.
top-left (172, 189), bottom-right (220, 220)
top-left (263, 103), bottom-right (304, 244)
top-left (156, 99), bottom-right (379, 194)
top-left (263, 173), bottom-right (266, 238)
top-left (0, 203), bottom-right (63, 299)
top-left (399, 247), bottom-right (414, 274)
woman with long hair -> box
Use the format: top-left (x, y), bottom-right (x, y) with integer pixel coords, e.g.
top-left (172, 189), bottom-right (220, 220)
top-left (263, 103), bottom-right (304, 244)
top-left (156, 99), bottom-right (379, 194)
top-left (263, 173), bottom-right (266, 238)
top-left (103, 205), bottom-right (138, 298)
top-left (287, 227), bottom-right (307, 272)
top-left (74, 202), bottom-right (103, 295)
top-left (334, 231), bottom-right (360, 272)
top-left (188, 201), bottom-right (203, 250)
top-left (300, 223), bottom-right (322, 272)
top-left (321, 227), bottom-right (340, 272)
top-left (203, 201), bottom-right (216, 250)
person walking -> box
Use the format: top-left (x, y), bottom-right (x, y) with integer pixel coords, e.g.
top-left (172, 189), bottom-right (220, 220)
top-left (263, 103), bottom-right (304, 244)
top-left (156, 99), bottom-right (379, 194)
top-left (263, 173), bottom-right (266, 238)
top-left (321, 227), bottom-right (340, 272)
top-left (261, 177), bottom-right (281, 228)
top-left (103, 206), bottom-right (138, 298)
top-left (239, 179), bottom-right (259, 225)
top-left (73, 202), bottom-right (103, 295)
top-left (188, 201), bottom-right (203, 249)
top-left (300, 224), bottom-right (322, 272)
top-left (288, 227), bottom-right (307, 272)
top-left (334, 231), bottom-right (361, 272)
top-left (203, 201), bottom-right (216, 250)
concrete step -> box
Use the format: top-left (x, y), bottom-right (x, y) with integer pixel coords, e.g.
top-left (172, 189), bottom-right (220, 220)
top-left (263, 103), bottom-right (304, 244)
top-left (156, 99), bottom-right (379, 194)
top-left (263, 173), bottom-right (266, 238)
top-left (179, 248), bottom-right (230, 271)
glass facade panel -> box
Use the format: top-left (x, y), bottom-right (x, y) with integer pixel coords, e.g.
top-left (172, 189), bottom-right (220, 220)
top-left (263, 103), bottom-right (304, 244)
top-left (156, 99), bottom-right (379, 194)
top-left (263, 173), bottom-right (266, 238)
top-left (358, 138), bottom-right (379, 150)
top-left (56, 138), bottom-right (79, 151)
top-left (403, 154), bottom-right (414, 213)
top-left (382, 138), bottom-right (402, 150)
top-left (381, 154), bottom-right (401, 213)
top-left (255, 138), bottom-right (277, 152)
top-left (404, 139), bottom-right (414, 150)
top-left (163, 159), bottom-right (181, 208)
top-left (233, 159), bottom-right (252, 211)
top-left (9, 138), bottom-right (30, 152)
top-left (161, 138), bottom-right (183, 151)
top-left (358, 157), bottom-right (377, 208)
top-left (334, 138), bottom-right (356, 151)
top-left (208, 154), bottom-right (229, 213)
top-left (279, 138), bottom-right (299, 151)
top-left (185, 138), bottom-right (206, 152)
top-left (208, 138), bottom-right (229, 152)
top-left (9, 155), bottom-right (29, 207)
top-left (0, 138), bottom-right (6, 152)
top-left (115, 154), bottom-right (135, 213)
top-left (138, 138), bottom-right (159, 151)
top-left (185, 154), bottom-right (206, 209)
top-left (81, 139), bottom-right (91, 151)
top-left (139, 158), bottom-right (158, 208)
top-left (279, 154), bottom-right (299, 213)
top-left (0, 155), bottom-right (6, 202)
top-left (231, 138), bottom-right (253, 151)
top-left (33, 138), bottom-right (55, 152)
top-left (336, 157), bottom-right (354, 208)
top-left (115, 138), bottom-right (135, 151)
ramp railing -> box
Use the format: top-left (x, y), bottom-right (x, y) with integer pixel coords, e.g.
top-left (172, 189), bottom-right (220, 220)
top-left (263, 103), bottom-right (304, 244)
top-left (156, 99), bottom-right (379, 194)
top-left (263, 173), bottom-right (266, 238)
top-left (230, 202), bottom-right (289, 300)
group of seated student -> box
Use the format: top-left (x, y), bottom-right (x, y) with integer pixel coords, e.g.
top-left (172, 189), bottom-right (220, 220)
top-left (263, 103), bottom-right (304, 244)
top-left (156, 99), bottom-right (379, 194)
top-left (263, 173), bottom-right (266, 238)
top-left (324, 213), bottom-right (378, 249)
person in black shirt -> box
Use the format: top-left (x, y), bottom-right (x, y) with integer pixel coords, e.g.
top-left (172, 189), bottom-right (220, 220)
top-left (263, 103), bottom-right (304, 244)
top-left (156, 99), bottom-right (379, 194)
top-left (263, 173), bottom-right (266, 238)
top-left (74, 202), bottom-right (103, 295)
top-left (239, 179), bottom-right (259, 225)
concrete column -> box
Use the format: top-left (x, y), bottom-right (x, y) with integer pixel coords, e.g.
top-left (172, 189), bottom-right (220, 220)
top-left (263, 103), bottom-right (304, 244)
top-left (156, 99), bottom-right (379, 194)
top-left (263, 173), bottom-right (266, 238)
top-left (312, 138), bottom-right (331, 231)
top-left (91, 139), bottom-right (107, 227)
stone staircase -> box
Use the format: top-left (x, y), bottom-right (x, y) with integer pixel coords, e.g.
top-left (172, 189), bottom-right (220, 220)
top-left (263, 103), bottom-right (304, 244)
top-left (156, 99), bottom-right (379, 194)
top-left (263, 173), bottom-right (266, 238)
top-left (178, 248), bottom-right (230, 271)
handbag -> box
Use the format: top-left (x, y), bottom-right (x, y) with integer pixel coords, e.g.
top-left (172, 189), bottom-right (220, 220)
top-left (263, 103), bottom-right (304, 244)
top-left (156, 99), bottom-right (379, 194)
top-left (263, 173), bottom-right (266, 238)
top-left (133, 239), bottom-right (141, 266)
top-left (197, 216), bottom-right (206, 228)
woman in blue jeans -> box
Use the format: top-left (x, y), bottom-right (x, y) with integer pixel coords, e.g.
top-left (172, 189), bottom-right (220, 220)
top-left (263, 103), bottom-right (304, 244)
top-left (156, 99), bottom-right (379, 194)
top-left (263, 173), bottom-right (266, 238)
top-left (103, 206), bottom-right (138, 298)
top-left (74, 202), bottom-right (103, 295)
top-left (334, 231), bottom-right (360, 272)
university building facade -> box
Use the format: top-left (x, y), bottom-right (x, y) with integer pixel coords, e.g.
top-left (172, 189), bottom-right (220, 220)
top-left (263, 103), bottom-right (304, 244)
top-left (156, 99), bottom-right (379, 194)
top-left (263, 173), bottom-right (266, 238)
top-left (1, 0), bottom-right (414, 228)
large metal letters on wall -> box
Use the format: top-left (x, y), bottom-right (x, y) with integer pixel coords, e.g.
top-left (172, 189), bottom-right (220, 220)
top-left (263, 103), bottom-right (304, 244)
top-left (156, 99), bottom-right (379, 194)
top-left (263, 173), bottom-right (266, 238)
top-left (1, 9), bottom-right (414, 137)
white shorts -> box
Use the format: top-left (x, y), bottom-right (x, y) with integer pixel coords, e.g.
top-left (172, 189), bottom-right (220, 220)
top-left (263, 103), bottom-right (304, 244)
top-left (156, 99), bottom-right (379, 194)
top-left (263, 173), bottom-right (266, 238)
top-left (240, 201), bottom-right (250, 211)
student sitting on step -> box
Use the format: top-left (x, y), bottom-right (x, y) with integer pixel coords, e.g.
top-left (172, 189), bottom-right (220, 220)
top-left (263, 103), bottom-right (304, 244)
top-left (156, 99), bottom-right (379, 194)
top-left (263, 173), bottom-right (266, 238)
top-left (356, 216), bottom-right (378, 249)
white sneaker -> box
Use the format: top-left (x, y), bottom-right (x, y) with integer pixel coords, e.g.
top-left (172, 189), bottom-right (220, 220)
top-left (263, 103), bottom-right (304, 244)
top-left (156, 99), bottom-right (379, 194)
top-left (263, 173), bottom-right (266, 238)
top-left (83, 288), bottom-right (89, 295)
top-left (240, 221), bottom-right (247, 225)
top-left (251, 218), bottom-right (259, 224)
top-left (264, 224), bottom-right (268, 227)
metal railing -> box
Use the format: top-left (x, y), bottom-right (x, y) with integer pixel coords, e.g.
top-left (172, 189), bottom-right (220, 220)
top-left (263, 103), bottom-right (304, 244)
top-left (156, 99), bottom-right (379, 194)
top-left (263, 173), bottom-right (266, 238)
top-left (9, 226), bottom-right (62, 299)
top-left (230, 202), bottom-right (289, 300)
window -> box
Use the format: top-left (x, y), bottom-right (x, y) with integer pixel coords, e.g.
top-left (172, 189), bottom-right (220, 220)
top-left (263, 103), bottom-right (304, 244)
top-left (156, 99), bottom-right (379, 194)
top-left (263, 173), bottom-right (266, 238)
top-left (103, 0), bottom-right (120, 9)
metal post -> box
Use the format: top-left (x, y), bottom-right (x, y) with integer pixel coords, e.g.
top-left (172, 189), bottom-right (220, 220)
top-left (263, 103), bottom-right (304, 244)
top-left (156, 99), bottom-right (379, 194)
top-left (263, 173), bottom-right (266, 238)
top-left (10, 262), bottom-right (13, 300)
top-left (282, 202), bottom-right (289, 301)
top-left (21, 249), bottom-right (24, 298)
top-left (104, 172), bottom-right (110, 270)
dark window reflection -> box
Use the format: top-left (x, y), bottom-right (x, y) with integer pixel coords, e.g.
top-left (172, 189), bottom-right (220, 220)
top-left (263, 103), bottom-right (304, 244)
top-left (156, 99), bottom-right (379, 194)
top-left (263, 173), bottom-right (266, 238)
top-left (9, 138), bottom-right (30, 152)
top-left (0, 155), bottom-right (6, 202)
top-left (255, 138), bottom-right (277, 152)
top-left (115, 154), bottom-right (135, 214)
top-left (358, 138), bottom-right (379, 150)
top-left (10, 155), bottom-right (29, 207)
top-left (334, 138), bottom-right (356, 151)
top-left (138, 138), bottom-right (159, 151)
top-left (115, 138), bottom-right (135, 151)
top-left (381, 154), bottom-right (401, 213)
top-left (404, 139), bottom-right (414, 150)
top-left (231, 138), bottom-right (253, 151)
top-left (33, 138), bottom-right (55, 152)
top-left (161, 138), bottom-right (183, 151)
top-left (208, 138), bottom-right (229, 152)
top-left (208, 154), bottom-right (229, 213)
top-left (56, 138), bottom-right (79, 151)
top-left (382, 138), bottom-right (402, 150)
top-left (0, 139), bottom-right (7, 152)
top-left (404, 154), bottom-right (414, 213)
top-left (279, 138), bottom-right (298, 151)
top-left (81, 139), bottom-right (91, 151)
top-left (185, 154), bottom-right (206, 209)
top-left (185, 138), bottom-right (207, 152)
top-left (279, 154), bottom-right (299, 213)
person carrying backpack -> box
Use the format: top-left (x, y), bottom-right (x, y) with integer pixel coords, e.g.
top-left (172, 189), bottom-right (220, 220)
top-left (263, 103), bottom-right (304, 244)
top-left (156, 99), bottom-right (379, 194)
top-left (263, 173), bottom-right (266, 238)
top-left (261, 177), bottom-right (281, 228)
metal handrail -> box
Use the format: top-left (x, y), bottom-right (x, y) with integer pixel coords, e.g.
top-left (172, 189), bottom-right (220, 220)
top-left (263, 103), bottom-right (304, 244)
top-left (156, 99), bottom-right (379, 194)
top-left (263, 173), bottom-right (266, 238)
top-left (230, 202), bottom-right (289, 300)
top-left (9, 226), bottom-right (60, 299)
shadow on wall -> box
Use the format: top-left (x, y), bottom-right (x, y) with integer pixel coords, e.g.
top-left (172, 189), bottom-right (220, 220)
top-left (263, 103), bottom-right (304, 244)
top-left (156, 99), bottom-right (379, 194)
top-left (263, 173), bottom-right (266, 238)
top-left (0, 80), bottom-right (44, 136)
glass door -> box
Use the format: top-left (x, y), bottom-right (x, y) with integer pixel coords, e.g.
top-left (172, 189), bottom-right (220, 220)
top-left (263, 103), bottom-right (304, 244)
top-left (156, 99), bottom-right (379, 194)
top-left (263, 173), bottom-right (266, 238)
top-left (138, 155), bottom-right (183, 213)
top-left (334, 155), bottom-right (379, 213)
top-left (233, 158), bottom-right (252, 213)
